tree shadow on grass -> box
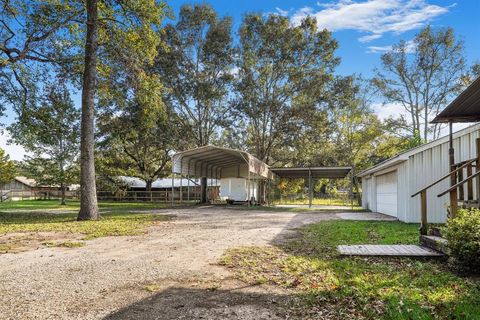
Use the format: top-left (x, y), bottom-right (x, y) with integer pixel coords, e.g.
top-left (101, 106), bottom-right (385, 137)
top-left (103, 284), bottom-right (294, 320)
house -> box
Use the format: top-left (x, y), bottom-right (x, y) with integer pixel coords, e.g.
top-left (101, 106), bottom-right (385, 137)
top-left (0, 176), bottom-right (75, 201)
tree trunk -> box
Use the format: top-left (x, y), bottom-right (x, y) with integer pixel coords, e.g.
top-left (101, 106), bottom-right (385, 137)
top-left (200, 177), bottom-right (207, 203)
top-left (61, 183), bottom-right (66, 206)
top-left (77, 0), bottom-right (99, 221)
top-left (146, 180), bottom-right (153, 192)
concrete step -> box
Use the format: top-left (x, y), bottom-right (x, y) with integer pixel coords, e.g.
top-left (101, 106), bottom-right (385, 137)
top-left (420, 235), bottom-right (449, 255)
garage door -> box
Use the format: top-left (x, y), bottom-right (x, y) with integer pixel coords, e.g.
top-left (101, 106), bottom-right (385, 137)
top-left (376, 171), bottom-right (397, 217)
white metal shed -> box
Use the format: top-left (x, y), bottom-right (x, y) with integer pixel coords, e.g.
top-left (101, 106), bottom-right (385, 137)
top-left (358, 123), bottom-right (480, 223)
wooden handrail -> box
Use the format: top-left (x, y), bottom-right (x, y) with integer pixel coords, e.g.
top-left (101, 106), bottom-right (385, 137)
top-left (411, 158), bottom-right (476, 197)
top-left (437, 169), bottom-right (480, 197)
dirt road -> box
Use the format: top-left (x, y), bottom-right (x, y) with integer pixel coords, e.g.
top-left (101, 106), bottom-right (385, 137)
top-left (0, 206), bottom-right (344, 319)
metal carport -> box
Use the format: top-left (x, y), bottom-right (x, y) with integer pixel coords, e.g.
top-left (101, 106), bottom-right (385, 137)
top-left (171, 146), bottom-right (272, 204)
top-left (270, 167), bottom-right (352, 208)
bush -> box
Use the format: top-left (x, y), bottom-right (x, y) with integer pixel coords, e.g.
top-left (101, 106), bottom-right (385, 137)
top-left (444, 208), bottom-right (480, 273)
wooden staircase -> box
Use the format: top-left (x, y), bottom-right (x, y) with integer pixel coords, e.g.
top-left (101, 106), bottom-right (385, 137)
top-left (411, 138), bottom-right (480, 255)
top-left (412, 156), bottom-right (480, 235)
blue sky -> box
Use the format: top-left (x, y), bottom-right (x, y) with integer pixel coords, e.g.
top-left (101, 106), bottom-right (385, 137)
top-left (1, 0), bottom-right (479, 159)
top-left (168, 0), bottom-right (479, 77)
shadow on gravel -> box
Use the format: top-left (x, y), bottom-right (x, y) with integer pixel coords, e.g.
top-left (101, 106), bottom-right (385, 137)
top-left (103, 285), bottom-right (293, 320)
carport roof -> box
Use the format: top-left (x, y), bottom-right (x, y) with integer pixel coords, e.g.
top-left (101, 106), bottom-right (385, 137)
top-left (171, 145), bottom-right (271, 179)
top-left (431, 76), bottom-right (480, 123)
top-left (270, 167), bottom-right (351, 179)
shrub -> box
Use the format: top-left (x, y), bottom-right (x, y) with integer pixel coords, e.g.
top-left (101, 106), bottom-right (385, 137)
top-left (444, 208), bottom-right (480, 273)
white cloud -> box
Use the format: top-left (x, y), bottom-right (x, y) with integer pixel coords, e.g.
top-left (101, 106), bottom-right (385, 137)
top-left (367, 39), bottom-right (416, 53)
top-left (275, 7), bottom-right (289, 16)
top-left (373, 102), bottom-right (409, 120)
top-left (290, 0), bottom-right (451, 42)
top-left (359, 34), bottom-right (382, 42)
top-left (0, 130), bottom-right (27, 161)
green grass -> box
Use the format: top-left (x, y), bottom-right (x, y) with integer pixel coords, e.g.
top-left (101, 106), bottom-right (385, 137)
top-left (0, 200), bottom-right (171, 239)
top-left (220, 220), bottom-right (480, 319)
top-left (272, 197), bottom-right (357, 206)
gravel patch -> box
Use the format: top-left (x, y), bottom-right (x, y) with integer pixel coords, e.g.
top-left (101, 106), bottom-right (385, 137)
top-left (0, 206), bottom-right (337, 319)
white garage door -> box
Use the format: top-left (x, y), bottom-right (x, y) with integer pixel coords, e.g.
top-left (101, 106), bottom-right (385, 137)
top-left (376, 171), bottom-right (397, 217)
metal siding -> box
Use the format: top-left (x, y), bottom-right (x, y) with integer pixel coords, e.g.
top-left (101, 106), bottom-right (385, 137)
top-left (406, 128), bottom-right (480, 223)
top-left (396, 163), bottom-right (408, 222)
top-left (361, 178), bottom-right (369, 210)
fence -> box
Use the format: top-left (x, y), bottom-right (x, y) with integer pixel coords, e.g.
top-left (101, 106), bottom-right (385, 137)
top-left (0, 190), bottom-right (80, 202)
top-left (270, 191), bottom-right (361, 207)
top-left (0, 187), bottom-right (220, 203)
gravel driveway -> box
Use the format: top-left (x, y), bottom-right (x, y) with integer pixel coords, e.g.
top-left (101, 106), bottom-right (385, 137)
top-left (0, 206), bottom-right (345, 320)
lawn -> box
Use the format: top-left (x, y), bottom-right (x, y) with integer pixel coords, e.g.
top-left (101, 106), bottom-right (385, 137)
top-left (220, 220), bottom-right (480, 320)
top-left (272, 197), bottom-right (356, 206)
top-left (0, 200), bottom-right (172, 252)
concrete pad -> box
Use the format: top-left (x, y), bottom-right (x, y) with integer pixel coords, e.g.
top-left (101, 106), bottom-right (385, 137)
top-left (274, 204), bottom-right (353, 210)
top-left (336, 211), bottom-right (397, 221)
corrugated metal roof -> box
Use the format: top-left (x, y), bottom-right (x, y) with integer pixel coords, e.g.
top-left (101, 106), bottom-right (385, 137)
top-left (15, 176), bottom-right (37, 187)
top-left (432, 77), bottom-right (480, 123)
top-left (357, 123), bottom-right (480, 177)
top-left (172, 145), bottom-right (271, 179)
top-left (271, 167), bottom-right (351, 179)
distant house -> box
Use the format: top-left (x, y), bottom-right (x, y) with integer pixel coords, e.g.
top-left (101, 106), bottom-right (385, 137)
top-left (1, 176), bottom-right (53, 192)
top-left (0, 177), bottom-right (78, 201)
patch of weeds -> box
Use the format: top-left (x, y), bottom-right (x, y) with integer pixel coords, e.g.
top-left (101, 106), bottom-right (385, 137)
top-left (42, 240), bottom-right (85, 248)
top-left (221, 220), bottom-right (480, 319)
top-left (0, 208), bottom-right (170, 239)
top-left (144, 284), bottom-right (162, 292)
top-left (0, 243), bottom-right (11, 252)
top-left (206, 282), bottom-right (220, 292)
top-left (42, 241), bottom-right (56, 247)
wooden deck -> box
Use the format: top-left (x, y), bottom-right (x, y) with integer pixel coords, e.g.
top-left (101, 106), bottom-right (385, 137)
top-left (337, 245), bottom-right (443, 257)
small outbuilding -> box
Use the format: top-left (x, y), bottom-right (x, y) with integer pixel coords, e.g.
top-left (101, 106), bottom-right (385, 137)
top-left (358, 123), bottom-right (480, 223)
top-left (359, 77), bottom-right (480, 224)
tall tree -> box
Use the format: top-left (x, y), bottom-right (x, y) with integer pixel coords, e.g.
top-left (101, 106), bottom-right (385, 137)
top-left (155, 3), bottom-right (235, 147)
top-left (97, 73), bottom-right (184, 192)
top-left (234, 14), bottom-right (339, 164)
top-left (78, 0), bottom-right (100, 219)
top-left (373, 26), bottom-right (467, 141)
top-left (0, 0), bottom-right (167, 219)
top-left (78, 0), bottom-right (166, 220)
top-left (9, 83), bottom-right (80, 205)
top-left (330, 77), bottom-right (383, 184)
